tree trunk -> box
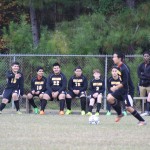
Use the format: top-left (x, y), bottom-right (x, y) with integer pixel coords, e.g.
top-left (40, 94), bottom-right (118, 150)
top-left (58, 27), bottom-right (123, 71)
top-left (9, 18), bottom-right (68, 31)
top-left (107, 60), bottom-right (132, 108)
top-left (30, 4), bottom-right (39, 48)
top-left (126, 0), bottom-right (135, 9)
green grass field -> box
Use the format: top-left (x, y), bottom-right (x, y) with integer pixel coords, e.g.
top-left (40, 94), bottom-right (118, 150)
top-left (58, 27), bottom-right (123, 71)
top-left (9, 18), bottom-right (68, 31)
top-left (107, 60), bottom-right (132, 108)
top-left (0, 110), bottom-right (150, 150)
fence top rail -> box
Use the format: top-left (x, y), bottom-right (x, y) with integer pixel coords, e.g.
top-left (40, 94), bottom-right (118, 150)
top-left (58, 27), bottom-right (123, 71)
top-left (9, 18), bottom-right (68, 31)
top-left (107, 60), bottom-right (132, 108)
top-left (0, 54), bottom-right (143, 57)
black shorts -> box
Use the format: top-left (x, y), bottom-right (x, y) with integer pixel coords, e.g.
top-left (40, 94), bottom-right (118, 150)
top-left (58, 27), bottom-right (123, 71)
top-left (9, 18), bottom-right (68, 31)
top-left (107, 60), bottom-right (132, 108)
top-left (45, 90), bottom-right (66, 101)
top-left (67, 91), bottom-right (86, 98)
top-left (111, 88), bottom-right (131, 107)
top-left (2, 89), bottom-right (20, 103)
top-left (30, 92), bottom-right (44, 98)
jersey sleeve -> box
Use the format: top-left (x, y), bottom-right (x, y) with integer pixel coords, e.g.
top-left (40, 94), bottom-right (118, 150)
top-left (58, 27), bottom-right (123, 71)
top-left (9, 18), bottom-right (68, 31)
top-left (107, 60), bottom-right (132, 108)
top-left (58, 74), bottom-right (67, 93)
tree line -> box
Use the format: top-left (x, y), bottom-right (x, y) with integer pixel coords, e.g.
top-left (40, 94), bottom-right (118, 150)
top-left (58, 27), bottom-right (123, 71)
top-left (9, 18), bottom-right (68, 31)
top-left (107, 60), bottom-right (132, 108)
top-left (0, 0), bottom-right (149, 54)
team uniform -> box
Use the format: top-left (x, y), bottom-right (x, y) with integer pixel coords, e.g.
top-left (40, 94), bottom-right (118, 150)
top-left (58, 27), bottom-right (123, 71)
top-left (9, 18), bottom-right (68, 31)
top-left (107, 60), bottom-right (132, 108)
top-left (67, 75), bottom-right (88, 98)
top-left (66, 74), bottom-right (88, 114)
top-left (89, 78), bottom-right (105, 99)
top-left (30, 76), bottom-right (47, 96)
top-left (45, 72), bottom-right (67, 99)
top-left (3, 70), bottom-right (24, 103)
top-left (87, 78), bottom-right (105, 116)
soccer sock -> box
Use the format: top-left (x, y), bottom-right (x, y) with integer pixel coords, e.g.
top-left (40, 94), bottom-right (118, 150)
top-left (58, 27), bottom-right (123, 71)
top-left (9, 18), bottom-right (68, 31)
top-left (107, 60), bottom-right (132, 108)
top-left (60, 99), bottom-right (65, 111)
top-left (80, 97), bottom-right (86, 111)
top-left (111, 100), bottom-right (122, 116)
top-left (14, 100), bottom-right (20, 111)
top-left (146, 102), bottom-right (150, 112)
top-left (66, 98), bottom-right (72, 110)
top-left (131, 110), bottom-right (145, 121)
top-left (41, 99), bottom-right (47, 111)
top-left (29, 98), bottom-right (37, 108)
top-left (96, 103), bottom-right (101, 112)
top-left (107, 102), bottom-right (111, 112)
top-left (0, 103), bottom-right (6, 111)
top-left (88, 105), bottom-right (93, 112)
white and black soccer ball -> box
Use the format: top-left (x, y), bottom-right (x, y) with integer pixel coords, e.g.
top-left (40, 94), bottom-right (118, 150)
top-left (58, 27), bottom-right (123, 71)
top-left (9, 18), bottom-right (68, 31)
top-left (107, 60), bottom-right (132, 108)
top-left (89, 115), bottom-right (100, 125)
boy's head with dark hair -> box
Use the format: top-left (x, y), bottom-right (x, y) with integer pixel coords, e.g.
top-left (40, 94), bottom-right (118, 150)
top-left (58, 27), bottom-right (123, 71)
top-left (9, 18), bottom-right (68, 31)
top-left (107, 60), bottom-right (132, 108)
top-left (74, 66), bottom-right (82, 71)
top-left (143, 51), bottom-right (150, 63)
top-left (36, 66), bottom-right (44, 72)
top-left (53, 62), bottom-right (60, 67)
top-left (113, 51), bottom-right (125, 65)
top-left (74, 66), bottom-right (82, 77)
top-left (11, 61), bottom-right (20, 66)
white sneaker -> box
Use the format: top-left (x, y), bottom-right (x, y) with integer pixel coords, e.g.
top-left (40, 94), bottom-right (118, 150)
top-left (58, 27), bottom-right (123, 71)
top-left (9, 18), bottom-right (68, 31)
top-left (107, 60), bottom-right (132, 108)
top-left (17, 110), bottom-right (22, 115)
top-left (0, 111), bottom-right (2, 114)
top-left (140, 112), bottom-right (148, 116)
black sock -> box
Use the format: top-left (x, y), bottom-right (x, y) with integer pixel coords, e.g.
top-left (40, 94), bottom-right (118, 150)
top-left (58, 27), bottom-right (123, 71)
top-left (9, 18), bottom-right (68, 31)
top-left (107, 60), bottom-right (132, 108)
top-left (41, 99), bottom-right (47, 111)
top-left (0, 103), bottom-right (6, 111)
top-left (96, 103), bottom-right (101, 112)
top-left (80, 97), bottom-right (86, 111)
top-left (131, 110), bottom-right (145, 121)
top-left (60, 99), bottom-right (65, 111)
top-left (14, 100), bottom-right (20, 111)
top-left (146, 102), bottom-right (150, 112)
top-left (111, 100), bottom-right (122, 116)
top-left (107, 102), bottom-right (111, 112)
top-left (88, 105), bottom-right (93, 112)
top-left (66, 98), bottom-right (72, 110)
top-left (29, 98), bottom-right (37, 108)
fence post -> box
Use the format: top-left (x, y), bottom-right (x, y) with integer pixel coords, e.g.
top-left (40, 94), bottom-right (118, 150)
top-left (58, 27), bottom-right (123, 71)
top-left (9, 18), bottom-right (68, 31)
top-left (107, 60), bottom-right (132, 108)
top-left (12, 55), bottom-right (16, 109)
top-left (104, 55), bottom-right (108, 110)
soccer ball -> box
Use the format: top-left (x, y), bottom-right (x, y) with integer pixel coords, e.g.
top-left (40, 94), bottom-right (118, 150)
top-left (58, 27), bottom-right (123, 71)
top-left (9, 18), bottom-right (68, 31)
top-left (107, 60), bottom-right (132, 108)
top-left (89, 115), bottom-right (100, 125)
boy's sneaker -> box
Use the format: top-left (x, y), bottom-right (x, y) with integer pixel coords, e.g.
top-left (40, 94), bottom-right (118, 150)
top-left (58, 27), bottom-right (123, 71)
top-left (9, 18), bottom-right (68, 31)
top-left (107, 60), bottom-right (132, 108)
top-left (138, 121), bottom-right (147, 126)
top-left (17, 110), bottom-right (22, 115)
top-left (81, 111), bottom-right (85, 116)
top-left (106, 111), bottom-right (111, 116)
top-left (65, 109), bottom-right (72, 115)
top-left (140, 112), bottom-right (149, 117)
top-left (59, 111), bottom-right (65, 115)
top-left (40, 110), bottom-right (45, 115)
top-left (34, 108), bottom-right (39, 114)
top-left (115, 114), bottom-right (124, 122)
top-left (122, 111), bottom-right (127, 116)
top-left (95, 112), bottom-right (100, 116)
top-left (86, 112), bottom-right (92, 116)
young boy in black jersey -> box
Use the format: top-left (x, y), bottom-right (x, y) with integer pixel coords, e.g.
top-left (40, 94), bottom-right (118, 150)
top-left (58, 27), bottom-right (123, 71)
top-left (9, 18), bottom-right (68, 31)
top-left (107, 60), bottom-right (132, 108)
top-left (40, 63), bottom-right (67, 115)
top-left (86, 69), bottom-right (105, 116)
top-left (66, 66), bottom-right (88, 115)
top-left (27, 67), bottom-right (47, 114)
top-left (106, 66), bottom-right (127, 116)
top-left (107, 52), bottom-right (146, 125)
top-left (0, 62), bottom-right (24, 114)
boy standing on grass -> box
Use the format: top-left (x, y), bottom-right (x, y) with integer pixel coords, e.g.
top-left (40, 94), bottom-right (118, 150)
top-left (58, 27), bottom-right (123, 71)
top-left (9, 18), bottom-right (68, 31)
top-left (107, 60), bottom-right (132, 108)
top-left (40, 63), bottom-right (67, 115)
top-left (107, 52), bottom-right (146, 126)
top-left (0, 62), bottom-right (24, 114)
top-left (66, 66), bottom-right (88, 115)
top-left (27, 67), bottom-right (47, 114)
top-left (86, 69), bottom-right (105, 116)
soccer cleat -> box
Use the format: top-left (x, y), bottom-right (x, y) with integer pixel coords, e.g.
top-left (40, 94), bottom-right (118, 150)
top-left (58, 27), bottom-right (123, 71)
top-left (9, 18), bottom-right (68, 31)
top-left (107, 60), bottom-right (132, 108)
top-left (17, 110), bottom-right (22, 115)
top-left (59, 111), bottom-right (64, 115)
top-left (65, 109), bottom-right (72, 115)
top-left (106, 111), bottom-right (111, 116)
top-left (115, 114), bottom-right (124, 122)
top-left (40, 110), bottom-right (45, 115)
top-left (122, 111), bottom-right (127, 116)
top-left (34, 108), bottom-right (39, 114)
top-left (138, 121), bottom-right (147, 126)
top-left (95, 112), bottom-right (100, 116)
top-left (81, 110), bottom-right (85, 116)
top-left (86, 112), bottom-right (92, 116)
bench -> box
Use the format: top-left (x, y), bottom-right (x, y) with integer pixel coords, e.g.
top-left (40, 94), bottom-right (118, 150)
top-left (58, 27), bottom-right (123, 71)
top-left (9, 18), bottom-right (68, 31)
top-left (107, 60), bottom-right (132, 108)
top-left (0, 95), bottom-right (148, 113)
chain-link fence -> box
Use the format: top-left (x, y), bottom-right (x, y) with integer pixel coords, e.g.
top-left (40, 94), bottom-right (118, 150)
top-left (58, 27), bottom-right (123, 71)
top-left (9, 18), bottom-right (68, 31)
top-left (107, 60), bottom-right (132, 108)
top-left (0, 54), bottom-right (144, 112)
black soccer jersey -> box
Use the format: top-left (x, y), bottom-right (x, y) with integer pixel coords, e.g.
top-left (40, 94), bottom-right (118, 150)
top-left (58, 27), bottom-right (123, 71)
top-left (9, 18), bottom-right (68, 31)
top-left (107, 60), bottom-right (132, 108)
top-left (89, 78), bottom-right (105, 95)
top-left (5, 71), bottom-right (24, 96)
top-left (107, 77), bottom-right (121, 93)
top-left (68, 75), bottom-right (88, 92)
top-left (31, 76), bottom-right (47, 93)
top-left (46, 72), bottom-right (67, 93)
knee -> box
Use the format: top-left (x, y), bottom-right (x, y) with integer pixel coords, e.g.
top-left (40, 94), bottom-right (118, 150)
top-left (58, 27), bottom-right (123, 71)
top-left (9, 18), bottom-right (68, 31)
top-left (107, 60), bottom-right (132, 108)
top-left (27, 93), bottom-right (32, 99)
top-left (59, 94), bottom-right (65, 100)
top-left (107, 94), bottom-right (114, 103)
top-left (66, 94), bottom-right (71, 99)
top-left (43, 94), bottom-right (50, 100)
top-left (2, 98), bottom-right (8, 104)
top-left (12, 93), bottom-right (18, 99)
